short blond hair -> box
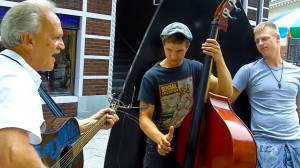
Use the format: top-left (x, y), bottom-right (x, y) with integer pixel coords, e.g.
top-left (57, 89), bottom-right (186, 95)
top-left (253, 22), bottom-right (279, 37)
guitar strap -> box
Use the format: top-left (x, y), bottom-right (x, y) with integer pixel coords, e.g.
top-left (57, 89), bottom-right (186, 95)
top-left (38, 85), bottom-right (66, 117)
top-left (1, 53), bottom-right (66, 117)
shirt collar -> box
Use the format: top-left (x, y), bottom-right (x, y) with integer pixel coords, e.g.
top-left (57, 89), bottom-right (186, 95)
top-left (1, 49), bottom-right (42, 88)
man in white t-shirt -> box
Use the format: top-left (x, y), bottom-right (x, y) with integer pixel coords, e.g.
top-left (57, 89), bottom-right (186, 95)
top-left (0, 0), bottom-right (119, 167)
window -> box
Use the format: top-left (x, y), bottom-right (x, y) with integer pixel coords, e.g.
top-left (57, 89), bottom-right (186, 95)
top-left (287, 38), bottom-right (300, 66)
top-left (40, 29), bottom-right (77, 96)
top-left (0, 7), bottom-right (79, 96)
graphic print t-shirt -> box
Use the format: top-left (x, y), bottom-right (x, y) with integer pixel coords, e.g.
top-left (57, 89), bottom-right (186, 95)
top-left (138, 58), bottom-right (202, 130)
top-left (158, 77), bottom-right (193, 129)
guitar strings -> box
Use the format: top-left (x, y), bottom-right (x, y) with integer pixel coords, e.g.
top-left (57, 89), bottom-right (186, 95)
top-left (108, 96), bottom-right (144, 168)
top-left (52, 116), bottom-right (107, 167)
top-left (108, 96), bottom-right (145, 125)
top-left (52, 97), bottom-right (141, 167)
top-left (116, 109), bottom-right (139, 125)
top-left (53, 122), bottom-right (104, 168)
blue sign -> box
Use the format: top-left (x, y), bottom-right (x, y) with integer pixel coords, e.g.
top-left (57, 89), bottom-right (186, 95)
top-left (0, 6), bottom-right (79, 29)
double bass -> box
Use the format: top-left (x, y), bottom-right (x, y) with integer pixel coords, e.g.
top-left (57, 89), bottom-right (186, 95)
top-left (105, 0), bottom-right (260, 167)
top-left (180, 0), bottom-right (257, 167)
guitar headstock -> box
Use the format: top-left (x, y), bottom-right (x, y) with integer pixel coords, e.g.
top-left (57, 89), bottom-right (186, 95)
top-left (214, 0), bottom-right (241, 32)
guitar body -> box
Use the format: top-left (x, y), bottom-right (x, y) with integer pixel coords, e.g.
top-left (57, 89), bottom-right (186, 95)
top-left (34, 117), bottom-right (83, 168)
top-left (194, 93), bottom-right (257, 167)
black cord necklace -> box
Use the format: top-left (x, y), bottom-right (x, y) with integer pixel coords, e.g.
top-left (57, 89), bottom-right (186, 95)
top-left (263, 60), bottom-right (284, 89)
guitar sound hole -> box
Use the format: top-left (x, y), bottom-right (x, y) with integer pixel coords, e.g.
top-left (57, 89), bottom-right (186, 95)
top-left (60, 146), bottom-right (73, 168)
top-left (60, 146), bottom-right (84, 168)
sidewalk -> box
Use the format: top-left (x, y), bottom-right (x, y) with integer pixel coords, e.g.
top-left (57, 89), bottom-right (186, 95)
top-left (77, 95), bottom-right (111, 168)
top-left (82, 129), bottom-right (111, 168)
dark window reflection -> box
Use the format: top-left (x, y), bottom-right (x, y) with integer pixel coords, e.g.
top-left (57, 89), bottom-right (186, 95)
top-left (287, 38), bottom-right (300, 66)
top-left (39, 29), bottom-right (77, 96)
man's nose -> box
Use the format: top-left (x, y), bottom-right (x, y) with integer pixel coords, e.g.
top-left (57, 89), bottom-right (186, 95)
top-left (170, 52), bottom-right (177, 58)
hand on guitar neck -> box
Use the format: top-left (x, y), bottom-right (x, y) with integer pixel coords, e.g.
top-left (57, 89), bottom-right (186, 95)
top-left (33, 107), bottom-right (119, 168)
top-left (78, 107), bottom-right (119, 133)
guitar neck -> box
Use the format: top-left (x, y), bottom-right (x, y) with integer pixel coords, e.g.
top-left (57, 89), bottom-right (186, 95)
top-left (73, 114), bottom-right (106, 156)
top-left (51, 115), bottom-right (106, 168)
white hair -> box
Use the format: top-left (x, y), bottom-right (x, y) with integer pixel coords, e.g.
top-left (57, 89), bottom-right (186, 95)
top-left (1, 0), bottom-right (56, 49)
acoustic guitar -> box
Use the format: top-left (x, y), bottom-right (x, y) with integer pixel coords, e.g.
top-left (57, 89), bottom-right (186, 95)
top-left (33, 115), bottom-right (106, 168)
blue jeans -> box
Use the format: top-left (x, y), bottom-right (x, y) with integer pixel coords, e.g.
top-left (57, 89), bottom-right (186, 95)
top-left (143, 143), bottom-right (181, 168)
top-left (255, 136), bottom-right (300, 168)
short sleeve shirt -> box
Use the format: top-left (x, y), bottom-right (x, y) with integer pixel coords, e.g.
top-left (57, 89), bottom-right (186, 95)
top-left (138, 58), bottom-right (203, 130)
top-left (233, 59), bottom-right (300, 140)
top-left (0, 49), bottom-right (44, 145)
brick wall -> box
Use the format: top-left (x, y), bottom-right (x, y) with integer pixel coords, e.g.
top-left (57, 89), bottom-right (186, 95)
top-left (8, 0), bottom-right (83, 10)
top-left (4, 0), bottom-right (113, 115)
top-left (248, 0), bottom-right (259, 9)
top-left (84, 59), bottom-right (109, 76)
top-left (86, 18), bottom-right (111, 36)
top-left (87, 0), bottom-right (112, 15)
top-left (248, 0), bottom-right (270, 22)
top-left (84, 13), bottom-right (111, 96)
top-left (54, 0), bottom-right (83, 10)
top-left (43, 103), bottom-right (78, 119)
top-left (85, 39), bottom-right (110, 55)
top-left (281, 46), bottom-right (287, 59)
top-left (83, 79), bottom-right (108, 95)
top-left (247, 8), bottom-right (257, 21)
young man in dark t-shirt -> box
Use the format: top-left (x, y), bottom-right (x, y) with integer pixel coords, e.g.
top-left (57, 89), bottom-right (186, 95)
top-left (138, 22), bottom-right (232, 168)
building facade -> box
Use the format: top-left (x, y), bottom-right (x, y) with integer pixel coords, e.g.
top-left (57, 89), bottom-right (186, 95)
top-left (0, 0), bottom-right (269, 118)
top-left (0, 0), bottom-right (116, 118)
top-left (269, 0), bottom-right (300, 64)
top-left (0, 0), bottom-right (271, 167)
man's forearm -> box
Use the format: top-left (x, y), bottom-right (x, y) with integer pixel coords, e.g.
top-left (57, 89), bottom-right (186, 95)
top-left (140, 117), bottom-right (164, 144)
top-left (0, 145), bottom-right (46, 168)
top-left (215, 60), bottom-right (233, 97)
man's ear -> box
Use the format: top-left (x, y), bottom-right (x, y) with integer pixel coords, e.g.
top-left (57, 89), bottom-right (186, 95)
top-left (186, 42), bottom-right (190, 49)
top-left (20, 32), bottom-right (34, 49)
top-left (276, 34), bottom-right (280, 41)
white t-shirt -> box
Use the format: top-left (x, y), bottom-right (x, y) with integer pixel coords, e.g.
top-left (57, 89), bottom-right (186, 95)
top-left (0, 49), bottom-right (44, 145)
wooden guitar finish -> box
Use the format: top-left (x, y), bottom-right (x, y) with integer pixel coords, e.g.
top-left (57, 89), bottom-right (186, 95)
top-left (34, 116), bottom-right (106, 168)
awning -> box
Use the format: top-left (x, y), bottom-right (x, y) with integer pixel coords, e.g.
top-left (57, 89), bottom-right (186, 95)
top-left (269, 8), bottom-right (300, 39)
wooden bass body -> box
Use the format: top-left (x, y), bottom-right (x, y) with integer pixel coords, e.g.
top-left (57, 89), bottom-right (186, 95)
top-left (197, 92), bottom-right (257, 167)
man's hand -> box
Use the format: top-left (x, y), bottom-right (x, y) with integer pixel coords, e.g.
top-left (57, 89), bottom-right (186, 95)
top-left (201, 39), bottom-right (223, 63)
top-left (79, 107), bottom-right (119, 133)
top-left (157, 126), bottom-right (174, 156)
top-left (91, 108), bottom-right (119, 129)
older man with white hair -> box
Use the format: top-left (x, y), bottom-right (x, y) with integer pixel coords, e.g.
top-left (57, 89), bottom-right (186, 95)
top-left (0, 0), bottom-right (119, 167)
